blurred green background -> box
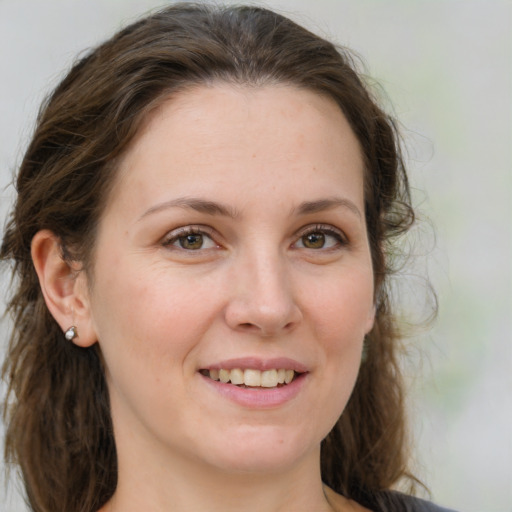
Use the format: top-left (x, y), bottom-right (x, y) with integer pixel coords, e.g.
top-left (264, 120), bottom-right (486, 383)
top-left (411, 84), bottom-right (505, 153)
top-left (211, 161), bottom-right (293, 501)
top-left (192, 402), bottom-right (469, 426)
top-left (1, 1), bottom-right (510, 510)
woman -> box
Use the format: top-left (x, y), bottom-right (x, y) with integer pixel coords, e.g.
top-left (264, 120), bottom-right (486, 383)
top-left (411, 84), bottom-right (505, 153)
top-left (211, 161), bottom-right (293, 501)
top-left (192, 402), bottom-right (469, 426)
top-left (1, 3), bottom-right (456, 512)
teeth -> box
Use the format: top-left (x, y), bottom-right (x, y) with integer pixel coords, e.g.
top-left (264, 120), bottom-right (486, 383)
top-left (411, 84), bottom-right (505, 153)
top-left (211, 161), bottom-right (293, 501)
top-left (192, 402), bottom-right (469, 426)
top-left (244, 369), bottom-right (261, 387)
top-left (230, 368), bottom-right (244, 385)
top-left (261, 369), bottom-right (278, 388)
top-left (207, 368), bottom-right (298, 387)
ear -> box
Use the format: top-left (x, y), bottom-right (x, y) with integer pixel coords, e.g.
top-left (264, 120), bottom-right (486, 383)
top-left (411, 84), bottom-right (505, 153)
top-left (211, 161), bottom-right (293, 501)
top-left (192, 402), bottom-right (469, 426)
top-left (364, 303), bottom-right (376, 335)
top-left (31, 230), bottom-right (97, 347)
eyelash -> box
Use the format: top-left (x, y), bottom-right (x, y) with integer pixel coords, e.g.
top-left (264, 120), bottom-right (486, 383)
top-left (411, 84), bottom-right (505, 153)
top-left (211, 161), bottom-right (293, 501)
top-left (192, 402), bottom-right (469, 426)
top-left (161, 226), bottom-right (218, 251)
top-left (294, 224), bottom-right (347, 250)
top-left (161, 224), bottom-right (347, 252)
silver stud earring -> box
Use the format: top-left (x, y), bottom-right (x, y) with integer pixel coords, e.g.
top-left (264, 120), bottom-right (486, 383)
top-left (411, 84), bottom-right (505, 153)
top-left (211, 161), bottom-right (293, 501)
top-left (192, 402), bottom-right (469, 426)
top-left (64, 326), bottom-right (78, 341)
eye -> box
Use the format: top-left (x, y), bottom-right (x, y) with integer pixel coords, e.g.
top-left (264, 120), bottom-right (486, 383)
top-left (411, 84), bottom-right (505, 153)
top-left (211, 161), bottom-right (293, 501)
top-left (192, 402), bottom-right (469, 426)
top-left (301, 232), bottom-right (327, 249)
top-left (162, 227), bottom-right (218, 251)
top-left (294, 225), bottom-right (346, 250)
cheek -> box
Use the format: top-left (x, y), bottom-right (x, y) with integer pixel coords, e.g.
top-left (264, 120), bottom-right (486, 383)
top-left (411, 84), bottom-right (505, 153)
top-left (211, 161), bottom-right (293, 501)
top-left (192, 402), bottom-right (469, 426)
top-left (307, 268), bottom-right (374, 343)
top-left (305, 267), bottom-right (373, 416)
top-left (89, 257), bottom-right (218, 367)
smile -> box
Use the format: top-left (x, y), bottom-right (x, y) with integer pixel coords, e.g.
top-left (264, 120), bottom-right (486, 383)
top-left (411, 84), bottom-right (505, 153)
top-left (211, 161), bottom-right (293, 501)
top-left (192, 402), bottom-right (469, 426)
top-left (200, 368), bottom-right (299, 388)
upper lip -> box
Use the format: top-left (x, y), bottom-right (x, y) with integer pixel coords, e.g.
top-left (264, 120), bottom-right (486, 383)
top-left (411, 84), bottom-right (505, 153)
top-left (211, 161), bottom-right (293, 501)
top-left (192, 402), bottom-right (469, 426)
top-left (200, 357), bottom-right (308, 373)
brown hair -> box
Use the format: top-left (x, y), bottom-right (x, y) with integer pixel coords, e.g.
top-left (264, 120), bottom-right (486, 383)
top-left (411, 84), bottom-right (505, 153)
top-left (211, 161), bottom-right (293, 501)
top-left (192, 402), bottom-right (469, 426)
top-left (1, 3), bottom-right (416, 511)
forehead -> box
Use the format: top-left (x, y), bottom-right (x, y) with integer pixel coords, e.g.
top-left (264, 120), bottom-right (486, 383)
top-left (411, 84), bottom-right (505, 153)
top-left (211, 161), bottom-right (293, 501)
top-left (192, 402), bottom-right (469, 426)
top-left (108, 84), bottom-right (364, 212)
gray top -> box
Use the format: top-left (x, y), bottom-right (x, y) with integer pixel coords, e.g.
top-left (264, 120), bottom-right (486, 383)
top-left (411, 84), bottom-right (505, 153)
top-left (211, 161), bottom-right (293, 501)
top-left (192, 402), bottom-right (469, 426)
top-left (397, 495), bottom-right (458, 512)
top-left (361, 491), bottom-right (458, 512)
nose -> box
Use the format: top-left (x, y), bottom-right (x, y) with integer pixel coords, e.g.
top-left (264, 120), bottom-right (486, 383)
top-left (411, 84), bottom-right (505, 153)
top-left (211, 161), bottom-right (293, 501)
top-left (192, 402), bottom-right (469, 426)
top-left (224, 247), bottom-right (303, 337)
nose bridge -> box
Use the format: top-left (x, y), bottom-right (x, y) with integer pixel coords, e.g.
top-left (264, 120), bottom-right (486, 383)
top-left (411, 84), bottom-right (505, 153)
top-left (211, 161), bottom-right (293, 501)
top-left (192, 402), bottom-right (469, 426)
top-left (225, 240), bottom-right (301, 335)
top-left (249, 243), bottom-right (288, 308)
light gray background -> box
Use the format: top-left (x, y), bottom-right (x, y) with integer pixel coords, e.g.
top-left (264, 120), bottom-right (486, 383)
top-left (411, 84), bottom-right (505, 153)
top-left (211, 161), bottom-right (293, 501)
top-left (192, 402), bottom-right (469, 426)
top-left (1, 1), bottom-right (511, 511)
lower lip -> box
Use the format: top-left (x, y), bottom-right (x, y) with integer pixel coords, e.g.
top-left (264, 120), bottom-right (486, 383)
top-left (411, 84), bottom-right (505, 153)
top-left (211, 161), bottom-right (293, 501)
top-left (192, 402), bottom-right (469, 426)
top-left (200, 373), bottom-right (307, 409)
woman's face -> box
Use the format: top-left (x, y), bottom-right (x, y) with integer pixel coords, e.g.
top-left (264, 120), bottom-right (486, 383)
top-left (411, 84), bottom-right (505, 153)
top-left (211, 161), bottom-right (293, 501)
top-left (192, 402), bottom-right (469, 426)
top-left (83, 84), bottom-right (375, 474)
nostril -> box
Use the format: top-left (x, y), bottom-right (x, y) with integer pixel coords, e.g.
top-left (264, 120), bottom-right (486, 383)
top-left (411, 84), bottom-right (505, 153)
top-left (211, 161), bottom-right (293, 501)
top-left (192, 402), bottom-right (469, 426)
top-left (224, 295), bottom-right (302, 336)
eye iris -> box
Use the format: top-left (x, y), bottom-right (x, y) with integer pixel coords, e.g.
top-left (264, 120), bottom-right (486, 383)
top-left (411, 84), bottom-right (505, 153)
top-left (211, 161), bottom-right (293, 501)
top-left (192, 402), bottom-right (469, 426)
top-left (303, 232), bottom-right (325, 249)
top-left (179, 234), bottom-right (203, 250)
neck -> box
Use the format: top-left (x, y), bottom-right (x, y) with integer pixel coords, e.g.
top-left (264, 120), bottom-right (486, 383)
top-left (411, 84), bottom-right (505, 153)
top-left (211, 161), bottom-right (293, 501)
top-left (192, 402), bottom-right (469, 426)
top-left (103, 445), bottom-right (339, 512)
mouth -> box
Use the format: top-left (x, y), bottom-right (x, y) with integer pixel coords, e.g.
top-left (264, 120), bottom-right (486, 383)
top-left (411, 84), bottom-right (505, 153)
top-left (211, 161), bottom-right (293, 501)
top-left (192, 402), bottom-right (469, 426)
top-left (199, 368), bottom-right (302, 389)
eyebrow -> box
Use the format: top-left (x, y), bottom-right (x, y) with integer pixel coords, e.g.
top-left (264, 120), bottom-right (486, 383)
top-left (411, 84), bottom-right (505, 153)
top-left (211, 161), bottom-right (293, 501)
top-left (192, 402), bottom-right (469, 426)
top-left (138, 195), bottom-right (362, 222)
top-left (294, 197), bottom-right (362, 218)
top-left (138, 196), bottom-right (240, 221)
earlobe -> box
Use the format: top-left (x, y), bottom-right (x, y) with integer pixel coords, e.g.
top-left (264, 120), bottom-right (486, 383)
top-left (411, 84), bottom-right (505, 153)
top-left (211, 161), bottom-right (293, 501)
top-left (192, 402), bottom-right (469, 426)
top-left (365, 304), bottom-right (376, 335)
top-left (31, 230), bottom-right (97, 347)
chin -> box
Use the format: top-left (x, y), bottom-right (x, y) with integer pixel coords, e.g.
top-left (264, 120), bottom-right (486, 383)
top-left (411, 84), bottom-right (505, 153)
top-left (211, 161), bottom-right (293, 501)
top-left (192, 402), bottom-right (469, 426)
top-left (200, 424), bottom-right (320, 474)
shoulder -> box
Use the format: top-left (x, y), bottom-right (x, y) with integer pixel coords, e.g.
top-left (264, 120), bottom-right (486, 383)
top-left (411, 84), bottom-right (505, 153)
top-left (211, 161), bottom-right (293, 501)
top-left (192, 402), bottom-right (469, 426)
top-left (388, 493), bottom-right (458, 512)
top-left (366, 491), bottom-right (459, 512)
top-left (395, 494), bottom-right (458, 512)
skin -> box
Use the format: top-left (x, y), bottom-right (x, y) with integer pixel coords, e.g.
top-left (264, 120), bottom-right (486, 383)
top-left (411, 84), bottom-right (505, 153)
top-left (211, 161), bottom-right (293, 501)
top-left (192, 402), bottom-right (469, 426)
top-left (33, 84), bottom-right (374, 512)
